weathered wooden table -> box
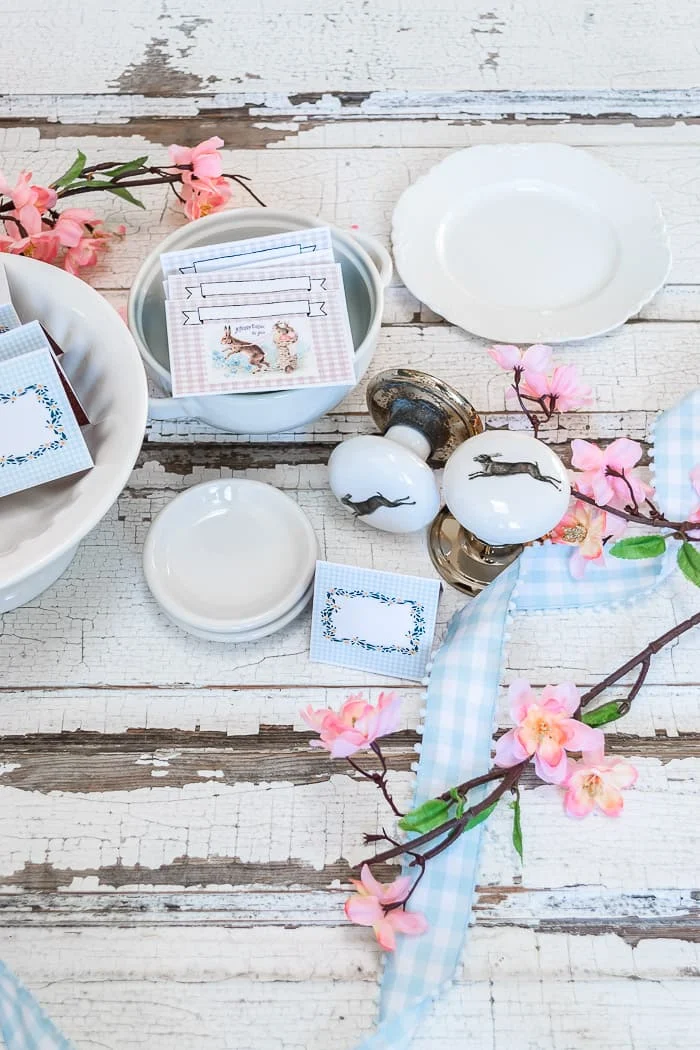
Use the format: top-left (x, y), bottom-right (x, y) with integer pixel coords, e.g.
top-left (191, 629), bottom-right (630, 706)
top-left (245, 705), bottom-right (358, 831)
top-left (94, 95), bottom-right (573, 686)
top-left (1, 5), bottom-right (699, 1048)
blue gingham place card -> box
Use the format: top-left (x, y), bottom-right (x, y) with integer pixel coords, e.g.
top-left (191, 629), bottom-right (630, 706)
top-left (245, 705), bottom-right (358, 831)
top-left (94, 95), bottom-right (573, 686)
top-left (0, 329), bottom-right (93, 499)
top-left (0, 302), bottom-right (21, 335)
top-left (310, 561), bottom-right (441, 680)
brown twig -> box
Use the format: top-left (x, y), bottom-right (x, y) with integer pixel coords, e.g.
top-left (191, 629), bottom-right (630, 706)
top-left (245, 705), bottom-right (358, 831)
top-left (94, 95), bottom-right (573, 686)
top-left (436, 765), bottom-right (509, 802)
top-left (1, 166), bottom-right (266, 213)
top-left (362, 764), bottom-right (524, 867)
top-left (347, 752), bottom-right (404, 818)
top-left (577, 611), bottom-right (700, 712)
top-left (571, 489), bottom-right (697, 536)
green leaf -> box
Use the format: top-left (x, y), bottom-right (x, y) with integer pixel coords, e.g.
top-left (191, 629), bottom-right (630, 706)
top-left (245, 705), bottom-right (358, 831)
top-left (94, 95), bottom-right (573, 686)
top-left (103, 185), bottom-right (145, 208)
top-left (449, 787), bottom-right (466, 818)
top-left (101, 156), bottom-right (149, 179)
top-left (509, 790), bottom-right (523, 861)
top-left (610, 535), bottom-right (667, 560)
top-left (398, 798), bottom-right (450, 834)
top-left (52, 150), bottom-right (86, 188)
top-left (582, 700), bottom-right (624, 727)
top-left (678, 541), bottom-right (700, 588)
top-left (464, 800), bottom-right (498, 831)
top-left (56, 178), bottom-right (106, 191)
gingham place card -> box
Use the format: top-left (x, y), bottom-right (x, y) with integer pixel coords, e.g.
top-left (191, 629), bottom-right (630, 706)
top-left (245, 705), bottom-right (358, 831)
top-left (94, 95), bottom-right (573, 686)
top-left (0, 320), bottom-right (89, 425)
top-left (160, 226), bottom-right (334, 276)
top-left (166, 260), bottom-right (333, 301)
top-left (310, 561), bottom-right (442, 681)
top-left (0, 302), bottom-right (21, 335)
top-left (165, 262), bottom-right (355, 397)
top-left (0, 341), bottom-right (93, 499)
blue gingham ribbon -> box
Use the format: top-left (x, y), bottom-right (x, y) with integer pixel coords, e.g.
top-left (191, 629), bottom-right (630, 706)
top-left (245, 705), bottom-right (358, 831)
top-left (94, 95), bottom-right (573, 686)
top-left (0, 962), bottom-right (72, 1049)
top-left (358, 389), bottom-right (700, 1049)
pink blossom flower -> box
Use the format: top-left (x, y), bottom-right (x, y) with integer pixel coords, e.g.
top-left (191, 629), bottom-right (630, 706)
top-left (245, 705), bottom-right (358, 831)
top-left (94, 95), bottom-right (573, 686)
top-left (563, 750), bottom-right (638, 818)
top-left (488, 343), bottom-right (552, 373)
top-left (62, 221), bottom-right (123, 276)
top-left (550, 500), bottom-right (625, 579)
top-left (0, 170), bottom-right (57, 236)
top-left (300, 691), bottom-right (401, 759)
top-left (0, 223), bottom-right (60, 262)
top-left (54, 207), bottom-right (98, 248)
top-left (169, 136), bottom-right (225, 182)
top-left (180, 175), bottom-right (232, 221)
top-left (518, 364), bottom-right (592, 412)
top-left (495, 680), bottom-right (604, 784)
top-left (344, 865), bottom-right (428, 951)
top-left (571, 437), bottom-right (652, 510)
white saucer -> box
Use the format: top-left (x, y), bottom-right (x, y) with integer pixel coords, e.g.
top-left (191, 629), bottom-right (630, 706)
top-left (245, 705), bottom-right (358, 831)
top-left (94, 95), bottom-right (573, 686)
top-left (143, 479), bottom-right (318, 636)
top-left (392, 143), bottom-right (671, 343)
top-left (159, 578), bottom-right (314, 643)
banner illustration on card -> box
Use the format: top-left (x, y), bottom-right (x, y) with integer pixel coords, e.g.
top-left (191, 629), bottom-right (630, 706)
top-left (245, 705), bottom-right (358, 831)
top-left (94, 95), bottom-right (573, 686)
top-left (179, 242), bottom-right (319, 274)
top-left (161, 226), bottom-right (334, 277)
top-left (182, 299), bottom-right (327, 324)
top-left (181, 275), bottom-right (328, 299)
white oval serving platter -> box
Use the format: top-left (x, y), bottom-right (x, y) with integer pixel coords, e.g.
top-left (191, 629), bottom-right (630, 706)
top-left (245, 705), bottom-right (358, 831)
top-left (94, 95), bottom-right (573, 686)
top-left (392, 143), bottom-right (671, 343)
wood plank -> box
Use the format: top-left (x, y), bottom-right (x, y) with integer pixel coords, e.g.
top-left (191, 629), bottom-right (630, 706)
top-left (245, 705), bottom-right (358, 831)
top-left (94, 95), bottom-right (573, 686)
top-left (7, 92), bottom-right (700, 130)
top-left (1, 461), bottom-right (698, 689)
top-left (3, 2), bottom-right (700, 97)
top-left (2, 130), bottom-right (700, 302)
top-left (1, 886), bottom-right (696, 942)
top-left (0, 927), bottom-right (695, 1049)
top-left (141, 320), bottom-right (700, 444)
top-left (0, 755), bottom-right (695, 895)
top-left (0, 685), bottom-right (695, 738)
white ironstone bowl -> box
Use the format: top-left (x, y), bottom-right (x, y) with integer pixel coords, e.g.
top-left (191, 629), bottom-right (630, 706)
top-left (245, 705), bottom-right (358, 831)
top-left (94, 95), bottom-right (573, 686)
top-left (0, 255), bottom-right (148, 612)
top-left (128, 208), bottom-right (392, 434)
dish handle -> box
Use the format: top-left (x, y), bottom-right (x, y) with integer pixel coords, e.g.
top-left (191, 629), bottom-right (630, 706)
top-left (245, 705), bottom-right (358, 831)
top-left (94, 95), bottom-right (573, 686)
top-left (346, 230), bottom-right (393, 288)
top-left (148, 395), bottom-right (200, 422)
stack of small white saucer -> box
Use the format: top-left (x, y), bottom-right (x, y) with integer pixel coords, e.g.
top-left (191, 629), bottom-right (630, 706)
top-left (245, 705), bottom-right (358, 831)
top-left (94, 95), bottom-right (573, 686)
top-left (143, 479), bottom-right (318, 642)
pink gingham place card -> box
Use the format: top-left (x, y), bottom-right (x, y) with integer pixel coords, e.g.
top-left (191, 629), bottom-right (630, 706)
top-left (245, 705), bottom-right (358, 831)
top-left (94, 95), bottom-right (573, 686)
top-left (165, 262), bottom-right (355, 397)
top-left (160, 226), bottom-right (334, 277)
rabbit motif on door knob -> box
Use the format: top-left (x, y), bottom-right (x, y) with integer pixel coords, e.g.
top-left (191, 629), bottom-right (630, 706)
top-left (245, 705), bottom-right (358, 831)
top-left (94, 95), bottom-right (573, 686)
top-left (329, 368), bottom-right (571, 593)
top-left (328, 369), bottom-right (482, 534)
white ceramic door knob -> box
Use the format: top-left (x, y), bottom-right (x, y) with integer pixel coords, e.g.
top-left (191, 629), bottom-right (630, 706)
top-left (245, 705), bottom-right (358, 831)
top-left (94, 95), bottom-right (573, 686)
top-left (328, 426), bottom-right (440, 533)
top-left (442, 430), bottom-right (570, 545)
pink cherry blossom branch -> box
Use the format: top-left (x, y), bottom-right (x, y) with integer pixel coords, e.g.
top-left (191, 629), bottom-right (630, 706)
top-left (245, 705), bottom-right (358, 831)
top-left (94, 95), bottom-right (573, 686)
top-left (511, 369), bottom-right (555, 436)
top-left (346, 743), bottom-right (404, 817)
top-left (571, 486), bottom-right (698, 537)
top-left (360, 611), bottom-right (700, 870)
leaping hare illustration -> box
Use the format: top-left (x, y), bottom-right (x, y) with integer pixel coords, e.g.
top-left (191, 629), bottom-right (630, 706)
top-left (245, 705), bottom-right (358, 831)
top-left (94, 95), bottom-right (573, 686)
top-left (220, 325), bottom-right (270, 372)
top-left (271, 321), bottom-right (299, 373)
top-left (341, 492), bottom-right (417, 517)
top-left (468, 452), bottom-right (562, 489)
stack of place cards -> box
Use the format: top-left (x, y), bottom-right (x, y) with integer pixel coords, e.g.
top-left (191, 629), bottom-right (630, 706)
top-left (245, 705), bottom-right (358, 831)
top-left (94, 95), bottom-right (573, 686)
top-left (0, 310), bottom-right (93, 499)
top-left (161, 227), bottom-right (357, 398)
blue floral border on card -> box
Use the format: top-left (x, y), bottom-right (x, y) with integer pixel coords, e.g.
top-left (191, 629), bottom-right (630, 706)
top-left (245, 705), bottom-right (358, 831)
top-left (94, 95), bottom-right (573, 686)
top-left (0, 383), bottom-right (67, 467)
top-left (320, 586), bottom-right (426, 655)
